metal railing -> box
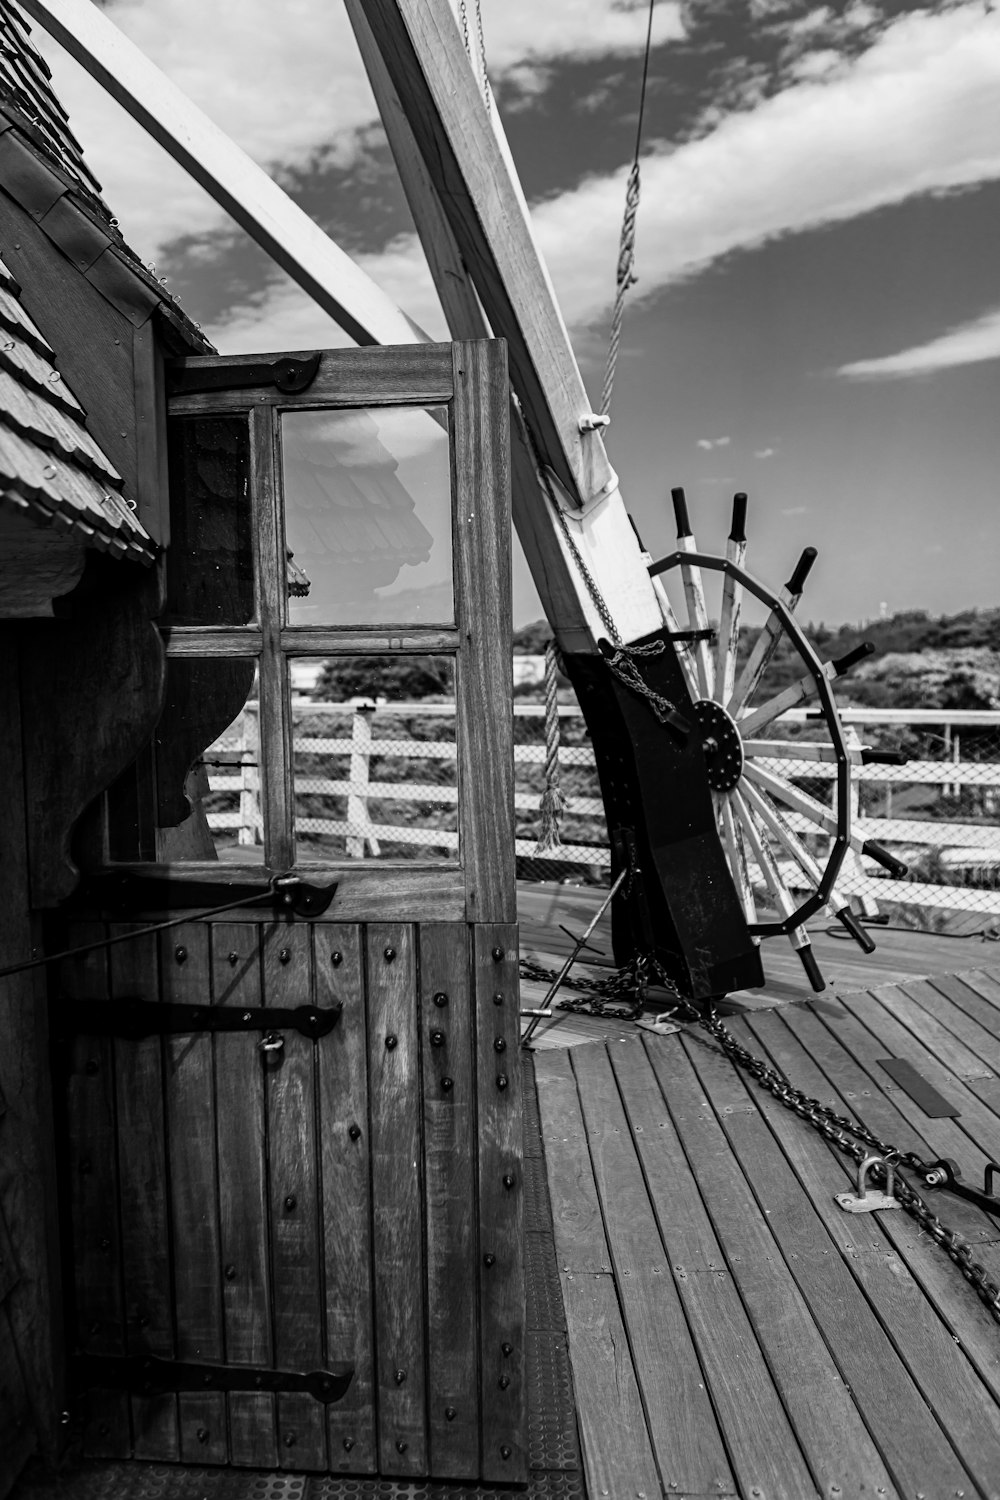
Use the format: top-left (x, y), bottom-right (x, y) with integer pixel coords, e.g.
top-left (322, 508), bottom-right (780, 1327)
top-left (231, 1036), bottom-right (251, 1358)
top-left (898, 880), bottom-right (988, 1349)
top-left (203, 700), bottom-right (1000, 931)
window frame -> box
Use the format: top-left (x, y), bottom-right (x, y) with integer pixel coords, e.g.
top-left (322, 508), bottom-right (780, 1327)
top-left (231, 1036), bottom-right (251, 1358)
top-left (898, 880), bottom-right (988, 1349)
top-left (118, 339), bottom-right (514, 925)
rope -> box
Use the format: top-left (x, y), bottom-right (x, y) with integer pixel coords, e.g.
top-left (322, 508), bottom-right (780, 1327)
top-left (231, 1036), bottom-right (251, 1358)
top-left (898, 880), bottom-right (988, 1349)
top-left (536, 640), bottom-right (566, 854)
top-left (459, 0), bottom-right (491, 114)
top-left (600, 0), bottom-right (656, 419)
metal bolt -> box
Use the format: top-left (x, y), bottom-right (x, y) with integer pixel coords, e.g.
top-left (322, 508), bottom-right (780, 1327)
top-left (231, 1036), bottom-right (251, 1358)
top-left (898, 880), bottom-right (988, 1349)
top-left (498, 1375), bottom-right (510, 1389)
top-left (225, 1264), bottom-right (237, 1280)
top-left (331, 951), bottom-right (343, 967)
top-left (175, 946), bottom-right (187, 964)
top-left (349, 1123), bottom-right (361, 1141)
top-left (60, 1411), bottom-right (71, 1426)
top-left (430, 1030), bottom-right (446, 1048)
top-left (394, 1368), bottom-right (406, 1385)
top-left (395, 1440), bottom-right (407, 1454)
top-left (284, 1195), bottom-right (296, 1212)
top-left (242, 1012), bottom-right (253, 1023)
top-left (384, 946), bottom-right (396, 962)
top-left (433, 991), bottom-right (448, 1007)
top-left (137, 1315), bottom-right (149, 1329)
top-left (491, 946), bottom-right (504, 962)
top-left (98, 1424), bottom-right (110, 1438)
top-left (496, 1073), bottom-right (509, 1090)
top-left (494, 1037), bottom-right (506, 1052)
top-left (228, 951), bottom-right (239, 965)
top-left (342, 1437), bottom-right (354, 1452)
top-left (503, 1173), bottom-right (515, 1190)
top-left (283, 1433), bottom-right (296, 1448)
top-left (279, 948), bottom-right (291, 965)
top-left (99, 1238), bottom-right (110, 1252)
top-left (483, 1253), bottom-right (496, 1268)
top-left (445, 1406), bottom-right (456, 1421)
top-left (89, 1322), bottom-right (101, 1335)
top-left (501, 1342), bottom-right (513, 1356)
top-left (85, 1058), bottom-right (99, 1075)
top-left (493, 992), bottom-right (504, 1006)
top-left (386, 1034), bottom-right (398, 1051)
top-left (500, 1445), bottom-right (512, 1460)
top-left (196, 1427), bottom-right (209, 1444)
top-left (441, 1077), bottom-right (454, 1092)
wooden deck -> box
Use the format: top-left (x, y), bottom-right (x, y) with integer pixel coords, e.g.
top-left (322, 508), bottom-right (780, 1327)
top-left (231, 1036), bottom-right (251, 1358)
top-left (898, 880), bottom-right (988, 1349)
top-left (519, 885), bottom-right (1000, 1499)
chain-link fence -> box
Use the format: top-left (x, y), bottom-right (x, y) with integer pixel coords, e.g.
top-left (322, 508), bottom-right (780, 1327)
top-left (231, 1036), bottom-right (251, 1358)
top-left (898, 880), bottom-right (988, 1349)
top-left (202, 686), bottom-right (1000, 933)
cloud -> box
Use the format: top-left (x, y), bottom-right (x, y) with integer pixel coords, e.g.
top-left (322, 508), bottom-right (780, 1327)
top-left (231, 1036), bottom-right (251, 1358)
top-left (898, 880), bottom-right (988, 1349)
top-left (31, 0), bottom-right (682, 264)
top-left (528, 6), bottom-right (1000, 333)
top-left (781, 504), bottom-right (809, 515)
top-left (836, 305), bottom-right (1000, 380)
top-left (696, 435), bottom-right (730, 449)
top-left (754, 447), bottom-right (776, 459)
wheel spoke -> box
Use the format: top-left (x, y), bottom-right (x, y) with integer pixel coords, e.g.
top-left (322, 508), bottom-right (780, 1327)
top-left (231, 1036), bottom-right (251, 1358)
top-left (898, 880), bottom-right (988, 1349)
top-left (671, 487), bottom-right (714, 699)
top-left (721, 793), bottom-right (757, 923)
top-left (727, 546), bottom-right (816, 717)
top-left (736, 669), bottom-right (824, 738)
top-left (741, 776), bottom-right (844, 914)
top-left (714, 492), bottom-right (747, 705)
top-left (734, 790), bottom-right (825, 991)
top-left (651, 575), bottom-right (699, 697)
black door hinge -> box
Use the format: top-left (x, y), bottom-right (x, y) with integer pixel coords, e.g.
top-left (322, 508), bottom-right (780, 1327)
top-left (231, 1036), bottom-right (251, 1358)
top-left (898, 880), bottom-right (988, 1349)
top-left (51, 997), bottom-right (342, 1042)
top-left (166, 351), bottom-right (322, 396)
top-left (70, 1353), bottom-right (352, 1405)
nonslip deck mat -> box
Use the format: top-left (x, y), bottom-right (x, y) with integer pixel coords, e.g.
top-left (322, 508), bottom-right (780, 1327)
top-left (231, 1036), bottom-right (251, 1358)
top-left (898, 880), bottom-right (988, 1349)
top-left (877, 1056), bottom-right (961, 1117)
top-left (12, 1058), bottom-right (584, 1500)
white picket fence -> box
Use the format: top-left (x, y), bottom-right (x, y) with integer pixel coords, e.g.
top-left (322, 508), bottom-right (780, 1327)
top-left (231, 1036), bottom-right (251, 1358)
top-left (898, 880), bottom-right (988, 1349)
top-left (204, 702), bottom-right (1000, 925)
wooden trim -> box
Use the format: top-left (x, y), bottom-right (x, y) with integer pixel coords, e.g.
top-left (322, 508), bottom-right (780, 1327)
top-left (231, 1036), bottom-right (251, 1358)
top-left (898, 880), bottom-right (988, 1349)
top-left (21, 0), bottom-right (432, 349)
top-left (132, 323), bottom-right (170, 547)
top-left (452, 342), bottom-right (515, 924)
top-left (280, 629), bottom-right (459, 656)
top-left (166, 346), bottom-right (454, 414)
top-left (92, 863), bottom-right (469, 924)
top-left (249, 405), bottom-right (293, 870)
top-left (162, 628), bottom-right (263, 656)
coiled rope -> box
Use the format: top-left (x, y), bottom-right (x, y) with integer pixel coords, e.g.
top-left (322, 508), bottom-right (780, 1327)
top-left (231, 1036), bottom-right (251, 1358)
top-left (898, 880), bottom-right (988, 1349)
top-left (536, 640), bottom-right (567, 854)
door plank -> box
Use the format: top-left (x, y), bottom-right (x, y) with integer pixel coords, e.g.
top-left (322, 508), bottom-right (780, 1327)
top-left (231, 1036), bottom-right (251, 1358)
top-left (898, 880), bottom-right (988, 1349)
top-left (262, 923), bottom-right (327, 1470)
top-left (473, 924), bottom-right (525, 1485)
top-left (367, 923), bottom-right (427, 1475)
top-left (58, 924), bottom-right (129, 1458)
top-left (160, 923), bottom-right (226, 1464)
top-left (109, 927), bottom-right (178, 1460)
top-left (419, 923), bottom-right (478, 1479)
top-left (314, 922), bottom-right (377, 1473)
top-left (620, 1036), bottom-right (892, 1498)
top-left (571, 1041), bottom-right (742, 1497)
top-left (211, 923), bottom-right (277, 1468)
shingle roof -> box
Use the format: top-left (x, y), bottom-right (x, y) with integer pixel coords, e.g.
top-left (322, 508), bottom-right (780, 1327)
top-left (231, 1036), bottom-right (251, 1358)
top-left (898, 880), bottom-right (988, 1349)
top-left (0, 247), bottom-right (155, 559)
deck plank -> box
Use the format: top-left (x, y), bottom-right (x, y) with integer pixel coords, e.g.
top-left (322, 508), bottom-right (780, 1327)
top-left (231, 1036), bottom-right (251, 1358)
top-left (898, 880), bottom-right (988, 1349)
top-left (740, 1010), bottom-right (1000, 1497)
top-left (532, 1049), bottom-right (659, 1497)
top-left (681, 1027), bottom-right (979, 1499)
top-left (569, 1043), bottom-right (736, 1496)
top-left (616, 1035), bottom-right (888, 1499)
top-left (837, 988), bottom-right (1000, 1162)
top-left (932, 969), bottom-right (1000, 1043)
top-left (894, 977), bottom-right (1000, 1075)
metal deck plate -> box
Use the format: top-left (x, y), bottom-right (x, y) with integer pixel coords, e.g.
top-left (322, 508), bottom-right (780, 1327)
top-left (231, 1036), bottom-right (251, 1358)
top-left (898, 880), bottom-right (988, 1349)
top-left (13, 1058), bottom-right (583, 1500)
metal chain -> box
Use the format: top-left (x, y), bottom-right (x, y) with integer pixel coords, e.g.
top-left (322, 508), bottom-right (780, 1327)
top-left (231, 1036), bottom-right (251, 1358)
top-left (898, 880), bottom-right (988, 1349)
top-left (519, 952), bottom-right (1000, 1322)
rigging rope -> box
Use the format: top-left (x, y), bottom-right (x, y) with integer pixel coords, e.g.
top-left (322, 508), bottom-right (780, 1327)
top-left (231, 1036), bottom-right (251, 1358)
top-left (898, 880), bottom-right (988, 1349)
top-left (600, 0), bottom-right (656, 419)
top-left (536, 640), bottom-right (567, 854)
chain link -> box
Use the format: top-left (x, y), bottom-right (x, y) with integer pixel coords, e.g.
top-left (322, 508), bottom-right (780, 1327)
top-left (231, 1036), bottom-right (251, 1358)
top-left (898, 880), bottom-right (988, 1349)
top-left (520, 952), bottom-right (1000, 1322)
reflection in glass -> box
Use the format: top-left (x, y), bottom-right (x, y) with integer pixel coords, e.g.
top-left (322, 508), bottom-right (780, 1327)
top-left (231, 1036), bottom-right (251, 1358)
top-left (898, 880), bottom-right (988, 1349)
top-left (164, 417), bottom-right (254, 625)
top-left (291, 656), bottom-right (457, 862)
top-left (282, 407), bottom-right (453, 626)
top-left (152, 659), bottom-right (262, 862)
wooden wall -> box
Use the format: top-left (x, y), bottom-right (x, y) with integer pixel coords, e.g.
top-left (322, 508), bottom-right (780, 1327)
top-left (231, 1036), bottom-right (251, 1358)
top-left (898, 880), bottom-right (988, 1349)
top-left (56, 915), bottom-right (525, 1485)
top-left (0, 634), bottom-right (62, 1500)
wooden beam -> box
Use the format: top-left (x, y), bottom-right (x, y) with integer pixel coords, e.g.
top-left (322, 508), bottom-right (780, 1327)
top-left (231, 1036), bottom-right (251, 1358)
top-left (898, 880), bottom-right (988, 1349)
top-left (19, 0), bottom-right (429, 349)
top-left (345, 0), bottom-right (662, 648)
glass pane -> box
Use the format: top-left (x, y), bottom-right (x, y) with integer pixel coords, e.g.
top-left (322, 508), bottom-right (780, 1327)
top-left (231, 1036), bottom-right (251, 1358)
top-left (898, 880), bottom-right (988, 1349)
top-left (281, 407), bottom-right (453, 626)
top-left (152, 659), bottom-right (263, 862)
top-left (165, 416), bottom-right (254, 624)
top-left (291, 656), bottom-right (457, 862)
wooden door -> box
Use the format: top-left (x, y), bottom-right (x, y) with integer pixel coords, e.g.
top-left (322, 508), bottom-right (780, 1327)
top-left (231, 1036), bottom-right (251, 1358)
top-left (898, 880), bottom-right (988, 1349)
top-left (51, 340), bottom-right (524, 1484)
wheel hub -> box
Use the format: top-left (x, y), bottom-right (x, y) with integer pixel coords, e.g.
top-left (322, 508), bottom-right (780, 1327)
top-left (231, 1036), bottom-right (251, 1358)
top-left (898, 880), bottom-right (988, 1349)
top-left (692, 699), bottom-right (744, 792)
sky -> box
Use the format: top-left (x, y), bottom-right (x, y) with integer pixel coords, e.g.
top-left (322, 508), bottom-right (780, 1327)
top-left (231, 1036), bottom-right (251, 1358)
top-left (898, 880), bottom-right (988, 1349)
top-left (31, 0), bottom-right (1000, 629)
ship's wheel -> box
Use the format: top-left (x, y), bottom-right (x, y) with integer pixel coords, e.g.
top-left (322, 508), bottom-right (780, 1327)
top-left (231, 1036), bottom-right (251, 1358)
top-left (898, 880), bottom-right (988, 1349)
top-left (647, 488), bottom-right (907, 993)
